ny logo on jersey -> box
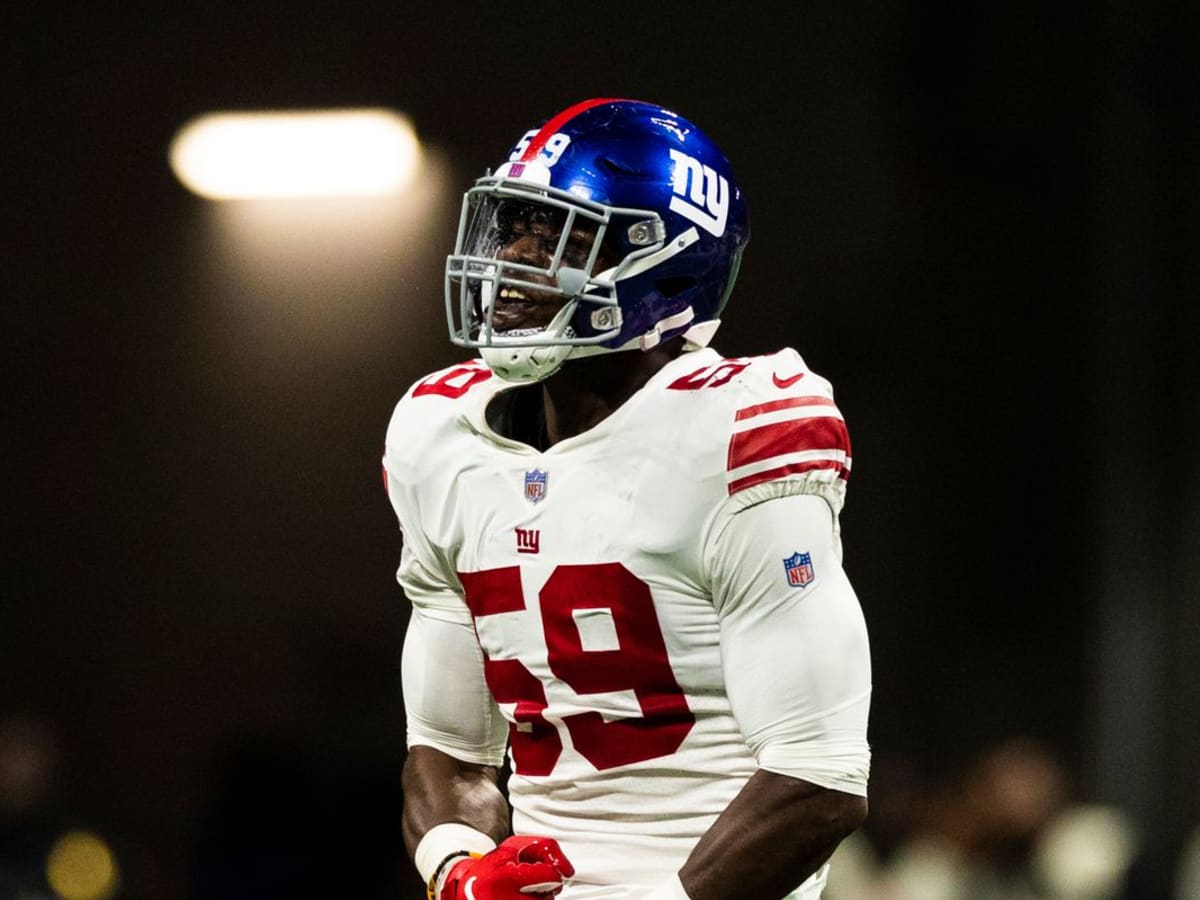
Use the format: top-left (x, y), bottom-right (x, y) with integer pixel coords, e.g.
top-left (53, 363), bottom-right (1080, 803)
top-left (515, 528), bottom-right (540, 555)
top-left (668, 148), bottom-right (729, 237)
top-left (783, 552), bottom-right (815, 588)
top-left (524, 469), bottom-right (548, 504)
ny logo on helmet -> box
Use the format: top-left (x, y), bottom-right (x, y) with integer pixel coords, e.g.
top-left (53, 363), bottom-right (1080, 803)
top-left (668, 149), bottom-right (729, 238)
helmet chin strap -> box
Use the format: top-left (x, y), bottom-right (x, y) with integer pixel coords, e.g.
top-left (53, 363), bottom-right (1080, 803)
top-left (568, 307), bottom-right (710, 359)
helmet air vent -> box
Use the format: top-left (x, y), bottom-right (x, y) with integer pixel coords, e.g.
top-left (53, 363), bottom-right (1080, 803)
top-left (598, 156), bottom-right (640, 176)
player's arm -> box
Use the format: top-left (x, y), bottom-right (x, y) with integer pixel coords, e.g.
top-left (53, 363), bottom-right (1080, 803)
top-left (398, 551), bottom-right (575, 899)
top-left (400, 607), bottom-right (511, 856)
top-left (383, 445), bottom-right (543, 896)
top-left (670, 773), bottom-right (865, 899)
top-left (666, 492), bottom-right (872, 899)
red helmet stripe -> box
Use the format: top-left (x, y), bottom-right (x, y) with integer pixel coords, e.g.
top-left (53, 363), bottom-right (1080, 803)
top-left (519, 97), bottom-right (627, 161)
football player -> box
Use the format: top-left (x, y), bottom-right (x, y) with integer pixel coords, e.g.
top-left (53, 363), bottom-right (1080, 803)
top-left (383, 98), bottom-right (872, 900)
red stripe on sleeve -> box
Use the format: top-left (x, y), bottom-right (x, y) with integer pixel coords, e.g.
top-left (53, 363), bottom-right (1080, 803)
top-left (734, 395), bottom-right (836, 421)
top-left (520, 97), bottom-right (625, 161)
top-left (727, 416), bottom-right (851, 471)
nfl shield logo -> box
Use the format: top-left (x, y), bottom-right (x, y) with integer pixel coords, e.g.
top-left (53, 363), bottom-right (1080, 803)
top-left (783, 552), bottom-right (815, 588)
top-left (524, 469), bottom-right (548, 504)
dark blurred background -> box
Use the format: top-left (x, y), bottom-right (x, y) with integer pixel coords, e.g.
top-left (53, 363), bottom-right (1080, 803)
top-left (5, 2), bottom-right (1198, 899)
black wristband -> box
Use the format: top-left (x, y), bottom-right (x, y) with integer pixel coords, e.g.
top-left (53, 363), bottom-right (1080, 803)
top-left (426, 850), bottom-right (474, 900)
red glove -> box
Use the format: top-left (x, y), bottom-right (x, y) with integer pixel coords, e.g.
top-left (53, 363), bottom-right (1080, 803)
top-left (437, 836), bottom-right (575, 900)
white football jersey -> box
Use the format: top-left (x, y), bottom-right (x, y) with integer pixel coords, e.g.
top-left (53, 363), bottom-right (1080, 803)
top-left (384, 347), bottom-right (863, 899)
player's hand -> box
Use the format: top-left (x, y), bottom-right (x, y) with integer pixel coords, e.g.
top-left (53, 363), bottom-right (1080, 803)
top-left (439, 835), bottom-right (575, 900)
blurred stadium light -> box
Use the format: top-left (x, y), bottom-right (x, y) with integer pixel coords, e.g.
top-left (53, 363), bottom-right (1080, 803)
top-left (164, 105), bottom-right (451, 374)
top-left (45, 830), bottom-right (120, 900)
top-left (169, 108), bottom-right (422, 199)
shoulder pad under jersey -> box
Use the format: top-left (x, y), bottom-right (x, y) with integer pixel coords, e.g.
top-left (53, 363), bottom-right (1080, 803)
top-left (705, 349), bottom-right (852, 501)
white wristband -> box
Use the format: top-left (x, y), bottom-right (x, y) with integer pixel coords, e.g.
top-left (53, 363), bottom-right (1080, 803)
top-left (644, 873), bottom-right (691, 899)
top-left (414, 822), bottom-right (497, 884)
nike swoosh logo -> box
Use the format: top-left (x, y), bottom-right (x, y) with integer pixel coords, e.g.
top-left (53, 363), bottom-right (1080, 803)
top-left (772, 371), bottom-right (806, 388)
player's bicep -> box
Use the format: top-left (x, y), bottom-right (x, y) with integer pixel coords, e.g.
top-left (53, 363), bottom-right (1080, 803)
top-left (710, 493), bottom-right (872, 795)
top-left (402, 605), bottom-right (508, 767)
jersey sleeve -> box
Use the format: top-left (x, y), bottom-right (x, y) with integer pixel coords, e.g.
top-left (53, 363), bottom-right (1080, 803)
top-left (402, 603), bottom-right (509, 766)
top-left (723, 349), bottom-right (852, 517)
top-left (704, 492), bottom-right (872, 795)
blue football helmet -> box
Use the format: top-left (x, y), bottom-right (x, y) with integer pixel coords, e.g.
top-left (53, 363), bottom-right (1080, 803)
top-left (445, 98), bottom-right (750, 382)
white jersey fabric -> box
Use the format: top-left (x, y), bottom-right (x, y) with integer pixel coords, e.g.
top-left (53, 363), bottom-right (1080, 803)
top-left (385, 347), bottom-right (872, 899)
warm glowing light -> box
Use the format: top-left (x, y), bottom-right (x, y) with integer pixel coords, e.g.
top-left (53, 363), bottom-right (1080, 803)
top-left (46, 830), bottom-right (119, 900)
top-left (169, 108), bottom-right (421, 199)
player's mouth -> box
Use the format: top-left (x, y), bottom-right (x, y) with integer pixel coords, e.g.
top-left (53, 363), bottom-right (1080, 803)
top-left (491, 286), bottom-right (563, 332)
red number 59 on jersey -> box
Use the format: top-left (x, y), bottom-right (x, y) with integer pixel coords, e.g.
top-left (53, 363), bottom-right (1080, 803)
top-left (458, 563), bottom-right (696, 776)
